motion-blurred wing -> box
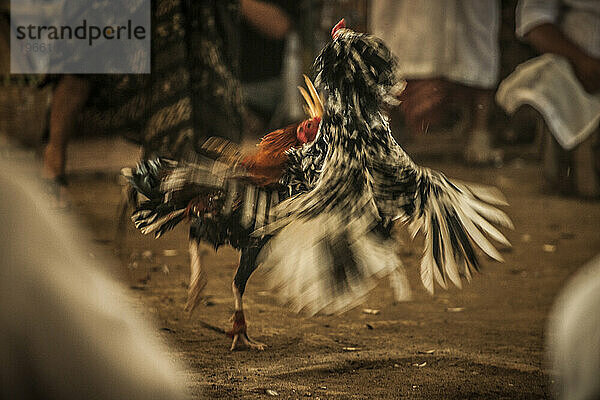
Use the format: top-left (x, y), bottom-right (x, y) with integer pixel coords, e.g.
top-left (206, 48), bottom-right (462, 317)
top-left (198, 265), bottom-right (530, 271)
top-left (370, 142), bottom-right (514, 294)
top-left (257, 121), bottom-right (410, 316)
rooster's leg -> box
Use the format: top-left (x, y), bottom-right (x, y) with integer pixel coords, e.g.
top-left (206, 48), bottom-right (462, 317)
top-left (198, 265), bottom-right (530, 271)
top-left (228, 244), bottom-right (266, 350)
top-left (185, 239), bottom-right (210, 313)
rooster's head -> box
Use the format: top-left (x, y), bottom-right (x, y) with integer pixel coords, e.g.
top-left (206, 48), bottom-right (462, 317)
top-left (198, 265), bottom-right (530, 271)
top-left (314, 19), bottom-right (405, 112)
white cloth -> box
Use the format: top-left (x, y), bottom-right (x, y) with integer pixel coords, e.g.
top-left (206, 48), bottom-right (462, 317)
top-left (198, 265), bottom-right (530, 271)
top-left (497, 0), bottom-right (600, 149)
top-left (369, 0), bottom-right (500, 88)
top-left (496, 54), bottom-right (600, 150)
top-left (517, 0), bottom-right (600, 58)
top-left (548, 254), bottom-right (600, 400)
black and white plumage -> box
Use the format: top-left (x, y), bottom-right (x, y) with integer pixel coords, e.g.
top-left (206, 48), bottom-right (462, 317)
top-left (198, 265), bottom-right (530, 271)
top-left (127, 153), bottom-right (283, 247)
top-left (126, 147), bottom-right (286, 350)
top-left (257, 21), bottom-right (513, 314)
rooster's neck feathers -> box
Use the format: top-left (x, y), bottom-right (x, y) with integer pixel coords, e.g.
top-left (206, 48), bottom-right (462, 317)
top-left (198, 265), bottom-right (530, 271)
top-left (315, 28), bottom-right (404, 121)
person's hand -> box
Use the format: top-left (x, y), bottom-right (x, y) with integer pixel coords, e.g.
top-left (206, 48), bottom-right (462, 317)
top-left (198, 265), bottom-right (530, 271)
top-left (240, 0), bottom-right (291, 40)
top-left (570, 53), bottom-right (600, 94)
top-left (399, 79), bottom-right (449, 134)
top-left (523, 24), bottom-right (600, 94)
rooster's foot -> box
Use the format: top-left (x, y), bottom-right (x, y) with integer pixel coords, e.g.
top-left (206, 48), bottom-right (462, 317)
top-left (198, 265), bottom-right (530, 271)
top-left (230, 332), bottom-right (267, 351)
top-left (227, 311), bottom-right (266, 351)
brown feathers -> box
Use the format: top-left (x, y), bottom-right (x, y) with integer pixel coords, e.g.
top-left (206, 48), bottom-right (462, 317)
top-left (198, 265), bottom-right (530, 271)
top-left (241, 123), bottom-right (301, 186)
top-left (200, 75), bottom-right (324, 187)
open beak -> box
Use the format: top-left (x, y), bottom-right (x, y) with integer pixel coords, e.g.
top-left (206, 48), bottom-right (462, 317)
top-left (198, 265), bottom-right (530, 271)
top-left (331, 18), bottom-right (346, 39)
top-left (298, 74), bottom-right (324, 118)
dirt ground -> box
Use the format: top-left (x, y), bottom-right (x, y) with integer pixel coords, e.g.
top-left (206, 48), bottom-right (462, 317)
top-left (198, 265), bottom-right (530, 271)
top-left (69, 156), bottom-right (599, 399)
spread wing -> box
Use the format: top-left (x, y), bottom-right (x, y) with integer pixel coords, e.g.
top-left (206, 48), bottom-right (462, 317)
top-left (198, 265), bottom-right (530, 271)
top-left (370, 138), bottom-right (513, 293)
top-left (257, 123), bottom-right (512, 315)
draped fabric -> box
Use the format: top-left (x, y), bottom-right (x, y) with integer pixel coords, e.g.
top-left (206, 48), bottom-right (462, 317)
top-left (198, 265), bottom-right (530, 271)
top-left (497, 0), bottom-right (600, 150)
top-left (143, 0), bottom-right (243, 159)
top-left (60, 0), bottom-right (244, 160)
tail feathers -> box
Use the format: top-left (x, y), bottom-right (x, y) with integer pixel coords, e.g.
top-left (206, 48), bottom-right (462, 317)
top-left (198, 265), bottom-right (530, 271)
top-left (409, 169), bottom-right (513, 294)
top-left (125, 158), bottom-right (176, 201)
top-left (132, 203), bottom-right (186, 238)
top-left (259, 213), bottom-right (409, 316)
top-left (127, 155), bottom-right (238, 238)
top-left (127, 158), bottom-right (194, 238)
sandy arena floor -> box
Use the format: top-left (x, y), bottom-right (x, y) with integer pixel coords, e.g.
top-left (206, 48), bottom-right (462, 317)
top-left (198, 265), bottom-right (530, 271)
top-left (69, 157), bottom-right (599, 399)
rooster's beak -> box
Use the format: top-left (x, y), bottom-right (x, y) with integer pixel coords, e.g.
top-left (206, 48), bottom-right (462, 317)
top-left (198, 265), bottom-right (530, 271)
top-left (331, 18), bottom-right (346, 39)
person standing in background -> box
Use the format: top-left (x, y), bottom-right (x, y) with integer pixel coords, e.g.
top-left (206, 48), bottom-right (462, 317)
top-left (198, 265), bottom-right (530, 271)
top-left (239, 0), bottom-right (300, 137)
top-left (41, 0), bottom-right (245, 207)
top-left (370, 0), bottom-right (503, 165)
top-left (496, 0), bottom-right (600, 198)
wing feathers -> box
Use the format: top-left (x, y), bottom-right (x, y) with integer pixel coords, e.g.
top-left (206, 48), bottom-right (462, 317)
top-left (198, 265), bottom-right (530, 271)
top-left (261, 214), bottom-right (409, 315)
top-left (412, 169), bottom-right (512, 293)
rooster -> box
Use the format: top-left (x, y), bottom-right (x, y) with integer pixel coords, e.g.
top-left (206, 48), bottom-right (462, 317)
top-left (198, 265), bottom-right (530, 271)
top-left (126, 76), bottom-right (323, 350)
top-left (127, 19), bottom-right (513, 350)
top-left (257, 19), bottom-right (513, 315)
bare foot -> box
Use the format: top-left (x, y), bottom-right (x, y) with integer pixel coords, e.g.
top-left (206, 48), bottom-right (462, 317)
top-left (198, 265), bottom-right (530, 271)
top-left (464, 129), bottom-right (503, 165)
top-left (42, 143), bottom-right (64, 179)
